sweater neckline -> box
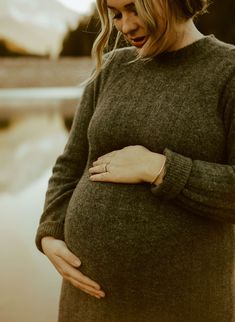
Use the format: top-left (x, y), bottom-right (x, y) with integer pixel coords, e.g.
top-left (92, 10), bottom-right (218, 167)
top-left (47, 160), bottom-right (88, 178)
top-left (154, 34), bottom-right (215, 62)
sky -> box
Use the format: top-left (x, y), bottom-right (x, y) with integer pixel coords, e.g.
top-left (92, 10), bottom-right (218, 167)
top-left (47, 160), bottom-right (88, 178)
top-left (0, 0), bottom-right (97, 56)
top-left (57, 0), bottom-right (96, 13)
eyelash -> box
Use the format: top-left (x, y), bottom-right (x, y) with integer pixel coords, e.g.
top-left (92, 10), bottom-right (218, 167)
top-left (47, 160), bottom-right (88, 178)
top-left (111, 9), bottom-right (137, 20)
top-left (113, 13), bottom-right (122, 20)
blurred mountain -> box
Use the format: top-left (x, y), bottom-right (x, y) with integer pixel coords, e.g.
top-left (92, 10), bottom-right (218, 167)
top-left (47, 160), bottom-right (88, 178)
top-left (0, 0), bottom-right (84, 57)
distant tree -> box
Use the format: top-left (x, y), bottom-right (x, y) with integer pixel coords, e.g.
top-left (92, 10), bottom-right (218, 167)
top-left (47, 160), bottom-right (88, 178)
top-left (60, 9), bottom-right (100, 56)
top-left (0, 41), bottom-right (40, 57)
top-left (60, 7), bottom-right (131, 57)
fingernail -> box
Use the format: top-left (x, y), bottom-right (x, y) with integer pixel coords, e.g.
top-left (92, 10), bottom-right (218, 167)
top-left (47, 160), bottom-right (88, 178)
top-left (74, 260), bottom-right (81, 267)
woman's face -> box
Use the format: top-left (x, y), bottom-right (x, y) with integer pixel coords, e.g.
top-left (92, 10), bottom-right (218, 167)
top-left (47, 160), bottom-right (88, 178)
top-left (106, 0), bottom-right (149, 48)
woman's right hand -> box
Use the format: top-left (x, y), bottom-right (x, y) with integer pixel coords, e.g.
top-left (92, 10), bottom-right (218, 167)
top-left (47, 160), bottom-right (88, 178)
top-left (41, 236), bottom-right (105, 299)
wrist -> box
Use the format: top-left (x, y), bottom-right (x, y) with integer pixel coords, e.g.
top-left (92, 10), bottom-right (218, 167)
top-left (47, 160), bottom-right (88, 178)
top-left (152, 163), bottom-right (166, 185)
top-left (143, 151), bottom-right (166, 184)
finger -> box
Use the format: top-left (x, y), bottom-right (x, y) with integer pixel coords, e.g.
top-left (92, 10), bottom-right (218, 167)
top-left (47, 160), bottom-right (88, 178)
top-left (90, 172), bottom-right (112, 182)
top-left (92, 157), bottom-right (111, 166)
top-left (89, 164), bottom-right (106, 174)
top-left (56, 245), bottom-right (81, 267)
top-left (68, 277), bottom-right (105, 298)
top-left (55, 256), bottom-right (102, 290)
top-left (74, 269), bottom-right (102, 291)
top-left (93, 151), bottom-right (118, 165)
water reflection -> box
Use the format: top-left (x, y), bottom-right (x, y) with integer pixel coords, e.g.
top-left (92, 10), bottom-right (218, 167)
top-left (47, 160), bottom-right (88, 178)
top-left (0, 113), bottom-right (67, 322)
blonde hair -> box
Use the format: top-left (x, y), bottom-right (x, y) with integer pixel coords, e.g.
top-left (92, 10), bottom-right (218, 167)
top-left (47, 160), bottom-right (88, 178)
top-left (89, 0), bottom-right (209, 82)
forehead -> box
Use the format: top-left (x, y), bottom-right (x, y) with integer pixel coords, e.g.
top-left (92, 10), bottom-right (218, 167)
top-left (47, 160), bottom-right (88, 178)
top-left (106, 0), bottom-right (135, 9)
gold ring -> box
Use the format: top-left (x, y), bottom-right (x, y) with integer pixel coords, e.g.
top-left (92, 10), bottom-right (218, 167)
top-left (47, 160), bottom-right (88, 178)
top-left (104, 161), bottom-right (110, 172)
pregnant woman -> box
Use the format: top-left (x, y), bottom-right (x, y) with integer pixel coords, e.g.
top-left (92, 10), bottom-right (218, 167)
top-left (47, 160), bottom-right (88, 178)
top-left (35, 0), bottom-right (235, 321)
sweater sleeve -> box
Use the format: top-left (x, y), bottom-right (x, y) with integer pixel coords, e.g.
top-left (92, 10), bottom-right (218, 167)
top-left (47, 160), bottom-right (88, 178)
top-left (35, 78), bottom-right (98, 253)
top-left (151, 71), bottom-right (235, 223)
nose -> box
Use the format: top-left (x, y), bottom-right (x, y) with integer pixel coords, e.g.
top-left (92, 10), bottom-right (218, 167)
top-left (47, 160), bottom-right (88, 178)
top-left (120, 14), bottom-right (138, 35)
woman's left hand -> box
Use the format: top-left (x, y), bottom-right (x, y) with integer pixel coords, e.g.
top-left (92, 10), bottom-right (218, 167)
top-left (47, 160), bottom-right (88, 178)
top-left (88, 145), bottom-right (166, 184)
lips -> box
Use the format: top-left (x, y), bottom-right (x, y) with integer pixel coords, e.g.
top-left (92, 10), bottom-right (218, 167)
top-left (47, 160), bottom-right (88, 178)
top-left (130, 36), bottom-right (147, 48)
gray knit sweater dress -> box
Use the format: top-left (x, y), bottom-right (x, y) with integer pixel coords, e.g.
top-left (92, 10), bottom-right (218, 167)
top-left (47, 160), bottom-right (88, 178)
top-left (35, 35), bottom-right (235, 322)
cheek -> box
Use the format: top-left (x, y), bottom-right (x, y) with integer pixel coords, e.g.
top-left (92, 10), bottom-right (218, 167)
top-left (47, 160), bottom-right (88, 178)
top-left (136, 17), bottom-right (145, 28)
top-left (113, 21), bottom-right (122, 32)
top-left (136, 20), bottom-right (149, 34)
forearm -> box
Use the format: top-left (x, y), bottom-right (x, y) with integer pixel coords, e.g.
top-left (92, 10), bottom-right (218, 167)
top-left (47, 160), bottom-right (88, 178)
top-left (150, 148), bottom-right (235, 223)
top-left (35, 79), bottom-right (97, 253)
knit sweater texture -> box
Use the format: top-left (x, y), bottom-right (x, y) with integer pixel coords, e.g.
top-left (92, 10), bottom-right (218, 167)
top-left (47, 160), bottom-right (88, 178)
top-left (35, 35), bottom-right (235, 322)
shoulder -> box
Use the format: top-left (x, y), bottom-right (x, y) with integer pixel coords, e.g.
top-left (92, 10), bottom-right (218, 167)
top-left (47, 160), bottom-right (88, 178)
top-left (217, 40), bottom-right (235, 116)
top-left (85, 47), bottom-right (136, 94)
top-left (102, 46), bottom-right (137, 76)
top-left (104, 46), bottom-right (137, 64)
top-left (210, 36), bottom-right (235, 52)
top-left (97, 46), bottom-right (137, 87)
top-left (213, 38), bottom-right (235, 87)
top-left (199, 36), bottom-right (235, 92)
top-left (207, 36), bottom-right (235, 69)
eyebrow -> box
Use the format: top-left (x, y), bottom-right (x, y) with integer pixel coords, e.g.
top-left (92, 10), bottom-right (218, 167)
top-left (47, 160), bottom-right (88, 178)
top-left (107, 2), bottom-right (135, 10)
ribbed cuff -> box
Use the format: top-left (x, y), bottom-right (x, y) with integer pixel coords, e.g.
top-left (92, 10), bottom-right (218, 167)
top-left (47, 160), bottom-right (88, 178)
top-left (35, 221), bottom-right (65, 253)
top-left (151, 148), bottom-right (192, 199)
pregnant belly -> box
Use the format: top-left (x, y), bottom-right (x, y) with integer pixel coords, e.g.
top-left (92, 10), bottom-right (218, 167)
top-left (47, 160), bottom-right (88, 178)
top-left (64, 198), bottom-right (191, 312)
top-left (62, 173), bottom-right (233, 320)
top-left (65, 176), bottom-right (184, 281)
